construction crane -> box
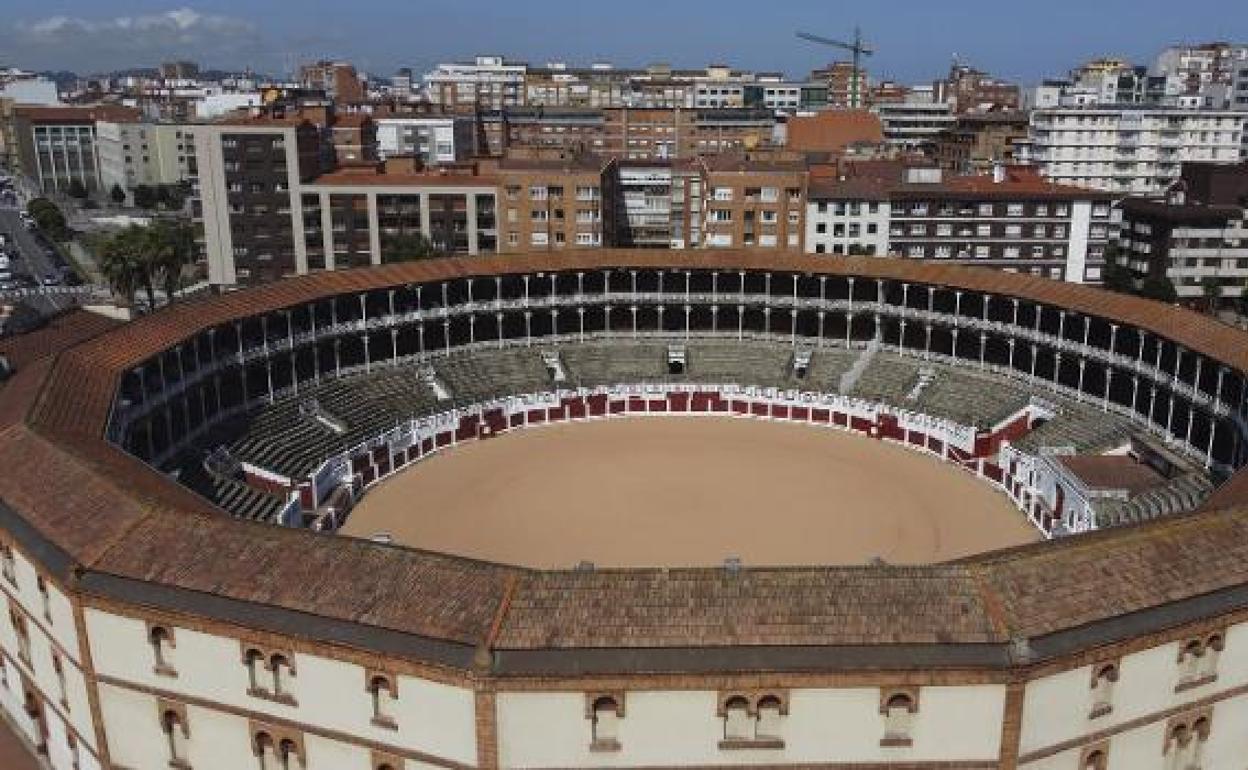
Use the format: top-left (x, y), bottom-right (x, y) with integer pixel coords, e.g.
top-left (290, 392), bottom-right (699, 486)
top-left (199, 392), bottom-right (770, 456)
top-left (796, 27), bottom-right (874, 108)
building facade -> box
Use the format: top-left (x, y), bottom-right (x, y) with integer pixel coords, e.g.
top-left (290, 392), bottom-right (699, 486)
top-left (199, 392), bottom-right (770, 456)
top-left (1028, 107), bottom-right (1247, 194)
top-left (96, 121), bottom-right (196, 198)
top-left (12, 105), bottom-right (142, 194)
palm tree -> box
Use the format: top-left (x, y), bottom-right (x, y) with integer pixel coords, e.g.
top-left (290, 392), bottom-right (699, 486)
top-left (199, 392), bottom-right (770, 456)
top-left (149, 220), bottom-right (194, 302)
top-left (99, 230), bottom-right (143, 307)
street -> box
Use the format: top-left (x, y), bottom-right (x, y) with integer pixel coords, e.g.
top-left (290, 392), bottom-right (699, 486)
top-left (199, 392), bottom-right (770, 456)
top-left (0, 205), bottom-right (88, 316)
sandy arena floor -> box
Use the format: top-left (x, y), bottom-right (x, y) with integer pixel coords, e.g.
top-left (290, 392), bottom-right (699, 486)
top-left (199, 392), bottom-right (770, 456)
top-left (343, 417), bottom-right (1038, 568)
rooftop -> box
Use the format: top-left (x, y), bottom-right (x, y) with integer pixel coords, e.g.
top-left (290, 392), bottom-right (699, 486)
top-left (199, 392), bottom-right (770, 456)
top-left (3, 253), bottom-right (1248, 674)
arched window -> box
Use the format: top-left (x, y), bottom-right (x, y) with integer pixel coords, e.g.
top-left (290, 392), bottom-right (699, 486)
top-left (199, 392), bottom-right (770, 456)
top-left (254, 730), bottom-right (276, 770)
top-left (51, 652), bottom-right (67, 709)
top-left (35, 575), bottom-right (51, 622)
top-left (269, 654), bottom-right (292, 699)
top-left (161, 708), bottom-right (189, 767)
top-left (1164, 722), bottom-right (1192, 770)
top-left (368, 674), bottom-right (397, 729)
top-left (0, 543), bottom-right (15, 584)
top-left (243, 648), bottom-right (265, 693)
top-left (589, 695), bottom-right (621, 751)
top-left (1176, 635), bottom-right (1220, 691)
top-left (277, 738), bottom-right (300, 770)
top-left (1089, 662), bottom-right (1118, 718)
top-left (722, 695), bottom-right (753, 741)
top-left (756, 695), bottom-right (783, 740)
top-left (881, 692), bottom-right (916, 746)
top-left (149, 625), bottom-right (176, 677)
top-left (1082, 748), bottom-right (1107, 770)
top-left (8, 606), bottom-right (30, 662)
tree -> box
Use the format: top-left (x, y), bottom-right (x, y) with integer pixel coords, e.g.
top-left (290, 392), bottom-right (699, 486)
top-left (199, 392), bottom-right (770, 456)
top-left (1140, 275), bottom-right (1179, 304)
top-left (148, 219), bottom-right (195, 300)
top-left (156, 184), bottom-right (187, 211)
top-left (1200, 277), bottom-right (1222, 314)
top-left (66, 179), bottom-right (88, 200)
top-left (109, 184), bottom-right (126, 207)
top-left (1100, 262), bottom-right (1135, 294)
top-left (381, 233), bottom-right (439, 262)
top-left (99, 228), bottom-right (146, 307)
top-left (26, 197), bottom-right (68, 240)
top-left (133, 185), bottom-right (158, 210)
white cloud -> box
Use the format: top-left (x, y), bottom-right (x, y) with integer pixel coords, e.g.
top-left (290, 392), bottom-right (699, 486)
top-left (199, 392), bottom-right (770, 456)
top-left (8, 8), bottom-right (262, 71)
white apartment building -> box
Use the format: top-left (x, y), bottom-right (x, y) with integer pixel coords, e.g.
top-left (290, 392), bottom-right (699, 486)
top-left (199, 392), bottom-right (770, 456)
top-left (872, 89), bottom-right (956, 148)
top-left (96, 121), bottom-right (195, 197)
top-left (373, 117), bottom-right (473, 165)
top-left (425, 55), bottom-right (527, 110)
top-left (1029, 107), bottom-right (1247, 195)
top-left (805, 181), bottom-right (890, 256)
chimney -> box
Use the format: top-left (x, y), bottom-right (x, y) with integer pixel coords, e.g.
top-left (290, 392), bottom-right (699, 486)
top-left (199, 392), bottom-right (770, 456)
top-left (992, 162), bottom-right (1006, 184)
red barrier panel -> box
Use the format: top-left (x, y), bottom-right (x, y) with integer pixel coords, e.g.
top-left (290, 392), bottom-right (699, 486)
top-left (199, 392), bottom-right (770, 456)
top-left (435, 431), bottom-right (453, 448)
top-left (609, 399), bottom-right (626, 414)
top-left (732, 400), bottom-right (749, 414)
top-left (791, 406), bottom-right (809, 421)
top-left (812, 408), bottom-right (830, 423)
top-left (587, 394), bottom-right (608, 416)
top-left (669, 393), bottom-right (690, 412)
top-left (527, 409), bottom-right (547, 424)
top-left (771, 404), bottom-right (790, 419)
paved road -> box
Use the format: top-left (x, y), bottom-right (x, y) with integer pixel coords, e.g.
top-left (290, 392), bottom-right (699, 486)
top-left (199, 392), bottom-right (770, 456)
top-left (0, 206), bottom-right (88, 316)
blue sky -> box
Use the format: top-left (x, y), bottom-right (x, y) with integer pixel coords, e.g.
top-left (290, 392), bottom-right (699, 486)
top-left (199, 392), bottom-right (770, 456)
top-left (2, 0), bottom-right (1245, 84)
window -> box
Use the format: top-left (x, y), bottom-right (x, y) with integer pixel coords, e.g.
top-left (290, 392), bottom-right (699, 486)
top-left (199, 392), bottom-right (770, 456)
top-left (713, 187), bottom-right (733, 201)
top-left (51, 652), bottom-right (68, 708)
top-left (1007, 203), bottom-right (1025, 217)
top-left (1, 544), bottom-right (15, 585)
top-left (978, 203), bottom-right (994, 216)
top-left (718, 692), bottom-right (786, 750)
top-left (976, 224), bottom-right (991, 237)
top-left (528, 185), bottom-right (547, 201)
top-left (880, 690), bottom-right (917, 747)
top-left (530, 232), bottom-right (549, 246)
top-left (1080, 744), bottom-right (1109, 770)
top-left (1005, 225), bottom-right (1023, 238)
top-left (243, 646), bottom-right (297, 705)
top-left (760, 211), bottom-right (777, 224)
top-left (8, 605), bottom-right (30, 662)
top-left (1176, 633), bottom-right (1223, 691)
top-left (161, 705), bottom-right (190, 769)
top-left (253, 730), bottom-right (303, 770)
top-left (367, 673), bottom-right (397, 729)
top-left (1089, 662), bottom-right (1118, 718)
top-left (710, 209), bottom-right (733, 223)
top-left (588, 694), bottom-right (623, 752)
top-left (149, 625), bottom-right (177, 677)
top-left (1164, 714), bottom-right (1211, 770)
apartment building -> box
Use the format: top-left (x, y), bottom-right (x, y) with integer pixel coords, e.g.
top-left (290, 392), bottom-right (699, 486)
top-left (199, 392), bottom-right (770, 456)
top-left (497, 156), bottom-right (606, 252)
top-left (603, 160), bottom-right (702, 249)
top-left (803, 165), bottom-right (1115, 283)
top-left (374, 115), bottom-right (475, 164)
top-left (873, 90), bottom-right (956, 148)
top-left (805, 176), bottom-right (891, 256)
top-left (194, 116), bottom-right (325, 284)
top-left (96, 121), bottom-right (197, 197)
top-left (887, 167), bottom-right (1115, 282)
top-left (931, 112), bottom-right (1030, 175)
top-left (11, 104), bottom-right (142, 193)
top-left (932, 64), bottom-right (1021, 114)
top-left (426, 55), bottom-right (527, 110)
top-left (810, 62), bottom-right (870, 108)
top-left (1152, 43), bottom-right (1248, 107)
top-left (700, 156), bottom-right (806, 250)
top-left (744, 78), bottom-right (828, 111)
top-left (1029, 106), bottom-right (1247, 194)
top-left (1114, 161), bottom-right (1248, 299)
top-left (298, 60), bottom-right (364, 103)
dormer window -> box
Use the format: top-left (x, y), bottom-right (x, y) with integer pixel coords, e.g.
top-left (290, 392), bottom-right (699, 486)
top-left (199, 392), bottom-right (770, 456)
top-left (0, 544), bottom-right (15, 584)
top-left (1176, 633), bottom-right (1223, 692)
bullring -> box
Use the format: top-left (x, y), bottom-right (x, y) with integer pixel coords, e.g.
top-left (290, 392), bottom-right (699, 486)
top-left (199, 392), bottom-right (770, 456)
top-left (2, 250), bottom-right (1248, 769)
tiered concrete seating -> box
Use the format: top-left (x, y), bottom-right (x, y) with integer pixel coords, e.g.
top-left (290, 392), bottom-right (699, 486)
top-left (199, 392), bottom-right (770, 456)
top-left (914, 368), bottom-right (1032, 428)
top-left (560, 343), bottom-right (668, 387)
top-left (1012, 401), bottom-right (1134, 454)
top-left (1096, 473), bottom-right (1215, 527)
top-left (850, 356), bottom-right (922, 406)
top-left (682, 341), bottom-right (792, 389)
top-left (434, 348), bottom-right (551, 403)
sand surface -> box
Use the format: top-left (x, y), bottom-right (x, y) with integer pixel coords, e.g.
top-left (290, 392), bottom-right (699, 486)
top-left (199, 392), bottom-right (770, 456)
top-left (343, 417), bottom-right (1037, 567)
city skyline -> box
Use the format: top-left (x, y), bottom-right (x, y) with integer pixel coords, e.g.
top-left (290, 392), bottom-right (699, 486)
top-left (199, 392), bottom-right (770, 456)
top-left (1, 0), bottom-right (1246, 82)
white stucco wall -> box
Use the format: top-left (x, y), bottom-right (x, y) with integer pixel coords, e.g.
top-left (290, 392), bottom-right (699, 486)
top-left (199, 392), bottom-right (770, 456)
top-left (497, 685), bottom-right (1004, 767)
